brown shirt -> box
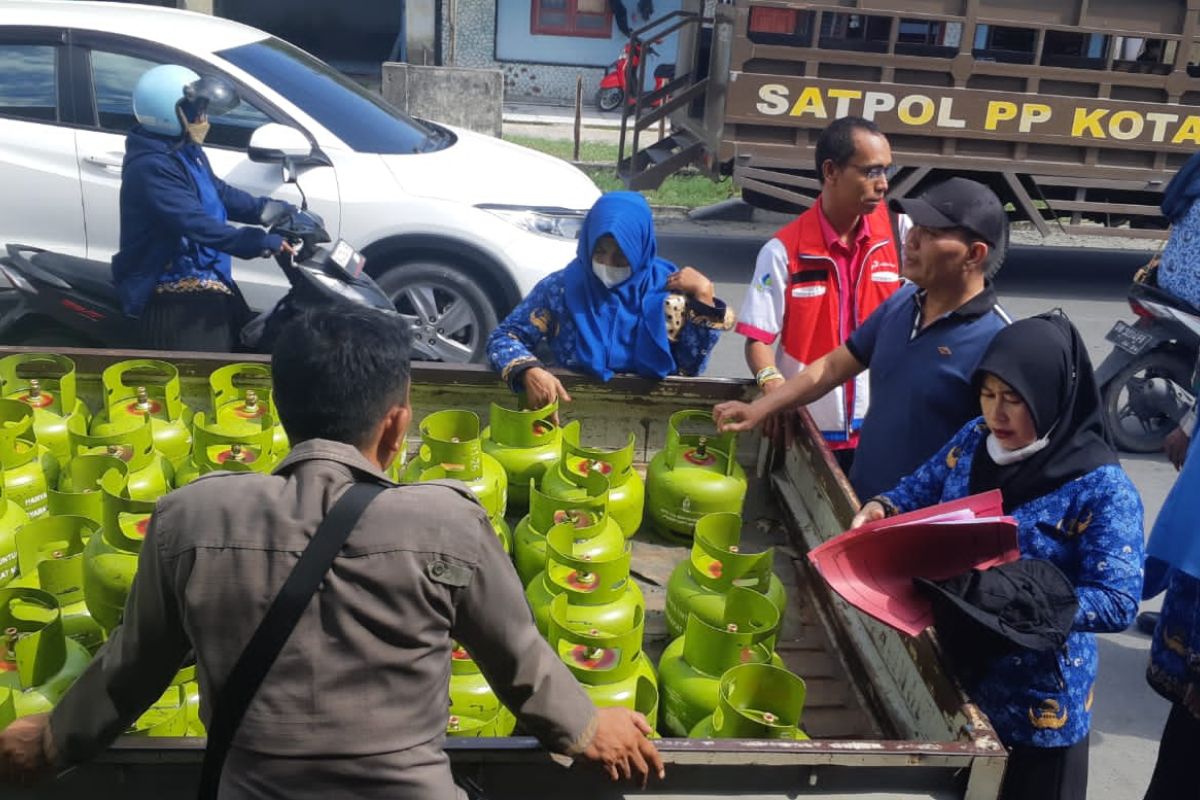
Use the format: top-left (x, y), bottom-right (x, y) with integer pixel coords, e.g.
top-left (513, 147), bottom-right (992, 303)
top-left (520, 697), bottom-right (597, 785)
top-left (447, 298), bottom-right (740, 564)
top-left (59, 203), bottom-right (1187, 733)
top-left (49, 439), bottom-right (596, 795)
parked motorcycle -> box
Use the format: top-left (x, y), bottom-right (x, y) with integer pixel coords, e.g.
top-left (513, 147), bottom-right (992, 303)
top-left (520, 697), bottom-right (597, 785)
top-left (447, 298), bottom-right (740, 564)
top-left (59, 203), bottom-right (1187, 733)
top-left (1096, 273), bottom-right (1199, 453)
top-left (596, 40), bottom-right (674, 112)
top-left (0, 172), bottom-right (394, 353)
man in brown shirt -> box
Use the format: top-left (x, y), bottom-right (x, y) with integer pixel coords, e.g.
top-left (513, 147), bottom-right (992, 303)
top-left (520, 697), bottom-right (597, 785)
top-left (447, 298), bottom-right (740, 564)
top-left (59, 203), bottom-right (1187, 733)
top-left (0, 306), bottom-right (662, 797)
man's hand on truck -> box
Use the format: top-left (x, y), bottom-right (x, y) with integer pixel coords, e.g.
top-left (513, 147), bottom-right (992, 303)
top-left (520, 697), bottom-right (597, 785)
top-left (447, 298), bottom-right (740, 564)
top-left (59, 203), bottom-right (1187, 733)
top-left (580, 706), bottom-right (665, 788)
top-left (0, 712), bottom-right (52, 786)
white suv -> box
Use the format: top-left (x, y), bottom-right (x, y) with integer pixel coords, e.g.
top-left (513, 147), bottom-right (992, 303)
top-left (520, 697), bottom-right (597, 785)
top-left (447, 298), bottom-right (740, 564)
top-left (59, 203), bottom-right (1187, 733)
top-left (0, 1), bottom-right (599, 361)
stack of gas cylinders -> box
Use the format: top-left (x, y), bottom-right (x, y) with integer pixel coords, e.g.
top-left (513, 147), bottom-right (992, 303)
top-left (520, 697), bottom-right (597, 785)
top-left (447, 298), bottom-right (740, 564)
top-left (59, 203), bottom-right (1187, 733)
top-left (0, 352), bottom-right (811, 743)
top-left (0, 354), bottom-right (285, 737)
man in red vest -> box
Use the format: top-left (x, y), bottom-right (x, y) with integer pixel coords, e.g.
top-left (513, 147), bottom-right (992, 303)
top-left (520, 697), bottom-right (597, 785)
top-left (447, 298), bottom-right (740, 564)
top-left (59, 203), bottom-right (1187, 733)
top-left (736, 116), bottom-right (905, 470)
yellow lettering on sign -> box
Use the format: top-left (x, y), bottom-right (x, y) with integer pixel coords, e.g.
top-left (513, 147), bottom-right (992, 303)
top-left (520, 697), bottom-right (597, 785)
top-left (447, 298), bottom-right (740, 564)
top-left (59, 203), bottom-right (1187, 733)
top-left (1172, 116), bottom-right (1200, 145)
top-left (984, 101), bottom-right (1018, 131)
top-left (1147, 112), bottom-right (1180, 143)
top-left (1018, 103), bottom-right (1052, 133)
top-left (829, 88), bottom-right (863, 118)
top-left (898, 95), bottom-right (935, 126)
top-left (1108, 111), bottom-right (1144, 141)
top-left (1072, 108), bottom-right (1108, 138)
top-left (789, 87), bottom-right (828, 119)
top-left (756, 84), bottom-right (790, 116)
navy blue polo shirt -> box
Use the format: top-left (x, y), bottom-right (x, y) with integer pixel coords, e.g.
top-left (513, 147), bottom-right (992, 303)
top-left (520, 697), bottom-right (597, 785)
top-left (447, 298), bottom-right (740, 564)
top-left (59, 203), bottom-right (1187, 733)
top-left (844, 282), bottom-right (1010, 500)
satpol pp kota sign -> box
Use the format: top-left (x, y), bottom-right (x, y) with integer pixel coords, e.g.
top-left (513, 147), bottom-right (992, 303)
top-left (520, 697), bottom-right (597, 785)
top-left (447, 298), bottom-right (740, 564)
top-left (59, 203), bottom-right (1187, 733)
top-left (727, 75), bottom-right (1200, 151)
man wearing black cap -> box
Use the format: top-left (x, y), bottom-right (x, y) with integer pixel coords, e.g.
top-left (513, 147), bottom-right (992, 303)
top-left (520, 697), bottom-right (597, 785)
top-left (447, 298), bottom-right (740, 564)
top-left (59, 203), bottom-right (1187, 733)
top-left (714, 177), bottom-right (1011, 500)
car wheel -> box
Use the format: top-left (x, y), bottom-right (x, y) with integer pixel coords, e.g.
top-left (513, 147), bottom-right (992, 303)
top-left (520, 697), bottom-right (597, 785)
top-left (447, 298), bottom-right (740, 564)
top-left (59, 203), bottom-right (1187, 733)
top-left (1102, 349), bottom-right (1194, 453)
top-left (374, 261), bottom-right (499, 364)
top-left (596, 88), bottom-right (624, 112)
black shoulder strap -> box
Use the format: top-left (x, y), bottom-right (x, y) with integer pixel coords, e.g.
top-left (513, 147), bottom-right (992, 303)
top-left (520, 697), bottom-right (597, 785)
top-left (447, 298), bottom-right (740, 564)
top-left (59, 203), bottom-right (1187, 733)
top-left (197, 481), bottom-right (387, 799)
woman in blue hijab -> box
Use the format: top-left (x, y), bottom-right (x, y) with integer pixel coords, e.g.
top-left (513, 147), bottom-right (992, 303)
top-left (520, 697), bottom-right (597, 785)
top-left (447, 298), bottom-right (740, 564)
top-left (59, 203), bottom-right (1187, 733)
top-left (487, 192), bottom-right (733, 407)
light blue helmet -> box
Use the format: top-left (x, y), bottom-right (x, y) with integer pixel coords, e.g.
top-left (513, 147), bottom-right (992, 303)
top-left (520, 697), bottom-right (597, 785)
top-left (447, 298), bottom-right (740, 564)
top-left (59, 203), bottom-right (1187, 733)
top-left (132, 64), bottom-right (200, 136)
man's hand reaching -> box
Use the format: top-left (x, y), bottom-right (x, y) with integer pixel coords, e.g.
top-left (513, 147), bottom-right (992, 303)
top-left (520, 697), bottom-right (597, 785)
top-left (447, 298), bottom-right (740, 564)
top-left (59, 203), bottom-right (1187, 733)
top-left (0, 713), bottom-right (53, 787)
top-left (578, 707), bottom-right (664, 788)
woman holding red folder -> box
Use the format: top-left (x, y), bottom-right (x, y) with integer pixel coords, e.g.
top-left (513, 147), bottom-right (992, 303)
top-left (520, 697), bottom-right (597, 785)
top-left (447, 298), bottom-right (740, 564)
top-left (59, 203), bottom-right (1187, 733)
top-left (851, 312), bottom-right (1144, 800)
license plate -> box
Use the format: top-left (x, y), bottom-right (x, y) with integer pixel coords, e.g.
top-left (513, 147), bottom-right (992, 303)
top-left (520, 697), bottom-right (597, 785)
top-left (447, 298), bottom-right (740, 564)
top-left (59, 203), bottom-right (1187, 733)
top-left (1105, 321), bottom-right (1155, 356)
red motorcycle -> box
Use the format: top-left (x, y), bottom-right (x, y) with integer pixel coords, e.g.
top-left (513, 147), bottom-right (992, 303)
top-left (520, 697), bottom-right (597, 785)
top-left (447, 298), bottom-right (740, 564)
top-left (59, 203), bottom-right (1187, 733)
top-left (596, 40), bottom-right (673, 112)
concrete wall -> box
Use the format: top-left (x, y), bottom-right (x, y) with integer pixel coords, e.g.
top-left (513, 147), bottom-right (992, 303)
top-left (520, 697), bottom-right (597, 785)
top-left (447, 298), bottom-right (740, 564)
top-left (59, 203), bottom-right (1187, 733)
top-left (381, 63), bottom-right (504, 137)
top-left (445, 0), bottom-right (682, 104)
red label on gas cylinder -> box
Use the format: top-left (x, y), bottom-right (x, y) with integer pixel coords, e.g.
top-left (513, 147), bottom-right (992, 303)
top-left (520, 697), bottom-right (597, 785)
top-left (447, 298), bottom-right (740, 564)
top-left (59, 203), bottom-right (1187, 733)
top-left (565, 570), bottom-right (598, 591)
top-left (569, 645), bottom-right (617, 670)
top-left (125, 399), bottom-right (162, 415)
top-left (683, 449), bottom-right (718, 466)
top-left (233, 404), bottom-right (265, 419)
top-left (134, 518), bottom-right (150, 538)
top-left (576, 459), bottom-right (612, 476)
top-left (451, 646), bottom-right (470, 661)
top-left (707, 560), bottom-right (724, 578)
top-left (217, 449), bottom-right (258, 464)
top-left (19, 392), bottom-right (54, 409)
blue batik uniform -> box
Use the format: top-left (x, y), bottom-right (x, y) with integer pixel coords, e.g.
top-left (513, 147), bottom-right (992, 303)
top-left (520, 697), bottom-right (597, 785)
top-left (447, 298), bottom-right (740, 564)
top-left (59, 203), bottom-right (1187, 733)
top-left (877, 418), bottom-right (1144, 747)
top-left (487, 192), bottom-right (732, 390)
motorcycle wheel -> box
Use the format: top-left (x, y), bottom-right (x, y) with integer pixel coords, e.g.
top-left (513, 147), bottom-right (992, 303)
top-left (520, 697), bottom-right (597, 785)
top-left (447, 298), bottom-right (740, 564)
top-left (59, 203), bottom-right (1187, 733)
top-left (596, 88), bottom-right (624, 113)
top-left (1102, 349), bottom-right (1194, 453)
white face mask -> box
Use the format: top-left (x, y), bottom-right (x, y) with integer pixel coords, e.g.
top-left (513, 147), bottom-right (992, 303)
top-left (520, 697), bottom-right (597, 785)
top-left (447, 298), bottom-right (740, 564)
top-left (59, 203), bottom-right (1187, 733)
top-left (986, 430), bottom-right (1051, 465)
top-left (592, 259), bottom-right (631, 289)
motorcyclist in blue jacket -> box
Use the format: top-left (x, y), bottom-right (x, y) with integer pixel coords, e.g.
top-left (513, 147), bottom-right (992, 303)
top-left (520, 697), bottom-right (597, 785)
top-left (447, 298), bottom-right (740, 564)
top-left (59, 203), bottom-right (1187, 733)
top-left (112, 64), bottom-right (295, 352)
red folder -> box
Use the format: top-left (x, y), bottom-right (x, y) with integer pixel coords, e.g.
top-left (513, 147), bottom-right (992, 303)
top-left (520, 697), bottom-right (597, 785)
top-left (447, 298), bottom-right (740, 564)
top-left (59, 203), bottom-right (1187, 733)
top-left (807, 491), bottom-right (1020, 637)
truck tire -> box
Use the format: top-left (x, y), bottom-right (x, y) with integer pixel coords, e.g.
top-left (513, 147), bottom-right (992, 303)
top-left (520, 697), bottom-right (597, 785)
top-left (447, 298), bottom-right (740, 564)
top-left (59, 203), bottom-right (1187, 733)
top-left (374, 261), bottom-right (498, 365)
top-left (1102, 349), bottom-right (1194, 453)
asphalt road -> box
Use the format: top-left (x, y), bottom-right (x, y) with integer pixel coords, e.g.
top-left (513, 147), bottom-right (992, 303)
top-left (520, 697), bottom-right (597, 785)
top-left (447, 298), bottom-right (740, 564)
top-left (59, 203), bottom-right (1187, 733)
top-left (658, 231), bottom-right (1173, 800)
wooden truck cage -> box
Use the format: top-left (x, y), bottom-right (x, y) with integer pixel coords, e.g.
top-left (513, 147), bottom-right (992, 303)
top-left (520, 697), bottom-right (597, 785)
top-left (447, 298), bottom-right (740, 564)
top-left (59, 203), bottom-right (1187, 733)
top-left (620, 0), bottom-right (1200, 239)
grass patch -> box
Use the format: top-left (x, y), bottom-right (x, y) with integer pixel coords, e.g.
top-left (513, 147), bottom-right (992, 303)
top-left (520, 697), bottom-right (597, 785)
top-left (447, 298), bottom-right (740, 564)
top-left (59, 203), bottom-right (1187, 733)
top-left (504, 134), bottom-right (737, 209)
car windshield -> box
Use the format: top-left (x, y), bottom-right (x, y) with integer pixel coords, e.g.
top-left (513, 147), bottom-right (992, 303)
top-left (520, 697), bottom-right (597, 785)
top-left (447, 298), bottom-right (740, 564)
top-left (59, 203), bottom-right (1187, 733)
top-left (218, 37), bottom-right (444, 155)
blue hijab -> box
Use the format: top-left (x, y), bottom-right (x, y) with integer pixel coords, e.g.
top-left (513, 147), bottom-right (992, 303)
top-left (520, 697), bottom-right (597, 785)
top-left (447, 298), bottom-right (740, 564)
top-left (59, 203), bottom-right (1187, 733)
top-left (1161, 150), bottom-right (1200, 223)
top-left (562, 192), bottom-right (676, 381)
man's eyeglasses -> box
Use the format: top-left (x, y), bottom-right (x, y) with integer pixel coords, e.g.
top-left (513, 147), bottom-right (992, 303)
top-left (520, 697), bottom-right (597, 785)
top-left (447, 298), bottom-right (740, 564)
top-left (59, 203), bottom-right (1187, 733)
top-left (848, 163), bottom-right (899, 181)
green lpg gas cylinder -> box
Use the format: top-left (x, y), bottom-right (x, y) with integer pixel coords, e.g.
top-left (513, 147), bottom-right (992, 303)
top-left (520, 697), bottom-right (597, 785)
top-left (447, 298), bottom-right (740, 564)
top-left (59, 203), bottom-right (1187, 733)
top-left (548, 593), bottom-right (659, 732)
top-left (665, 512), bottom-right (787, 639)
top-left (82, 474), bottom-right (155, 633)
top-left (513, 470), bottom-right (619, 587)
top-left (48, 454), bottom-right (127, 525)
top-left (129, 684), bottom-right (190, 737)
top-left (540, 421), bottom-right (644, 537)
top-left (525, 523), bottom-right (642, 637)
top-left (402, 410), bottom-right (509, 549)
top-left (175, 412), bottom-right (278, 487)
top-left (0, 353), bottom-right (91, 467)
top-left (646, 410), bottom-right (746, 540)
top-left (0, 482), bottom-right (28, 588)
top-left (688, 662), bottom-right (808, 740)
top-left (173, 665), bottom-right (205, 736)
top-left (91, 359), bottom-right (193, 468)
top-left (447, 642), bottom-right (516, 738)
top-left (69, 414), bottom-right (173, 501)
top-left (0, 400), bottom-right (59, 519)
top-left (0, 588), bottom-right (90, 717)
top-left (658, 587), bottom-right (783, 737)
top-left (0, 686), bottom-right (13, 729)
top-left (209, 363), bottom-right (289, 459)
top-left (481, 400), bottom-right (560, 511)
top-left (10, 516), bottom-right (104, 653)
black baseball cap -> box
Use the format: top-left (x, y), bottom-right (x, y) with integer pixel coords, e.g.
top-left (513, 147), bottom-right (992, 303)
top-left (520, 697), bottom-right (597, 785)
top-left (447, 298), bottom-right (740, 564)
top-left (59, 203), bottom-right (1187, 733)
top-left (889, 177), bottom-right (1007, 249)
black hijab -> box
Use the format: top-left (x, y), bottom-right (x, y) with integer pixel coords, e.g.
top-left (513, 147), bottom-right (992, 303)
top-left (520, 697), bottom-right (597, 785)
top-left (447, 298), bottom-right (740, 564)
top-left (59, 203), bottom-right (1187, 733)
top-left (968, 312), bottom-right (1119, 513)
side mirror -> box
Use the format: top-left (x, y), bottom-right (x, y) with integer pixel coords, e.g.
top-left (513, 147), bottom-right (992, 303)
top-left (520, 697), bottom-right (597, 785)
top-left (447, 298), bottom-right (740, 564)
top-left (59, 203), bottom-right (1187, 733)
top-left (248, 123), bottom-right (314, 165)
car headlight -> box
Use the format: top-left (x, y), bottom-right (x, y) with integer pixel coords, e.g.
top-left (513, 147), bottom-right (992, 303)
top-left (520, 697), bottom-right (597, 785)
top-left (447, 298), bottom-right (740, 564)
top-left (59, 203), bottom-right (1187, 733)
top-left (478, 205), bottom-right (586, 240)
